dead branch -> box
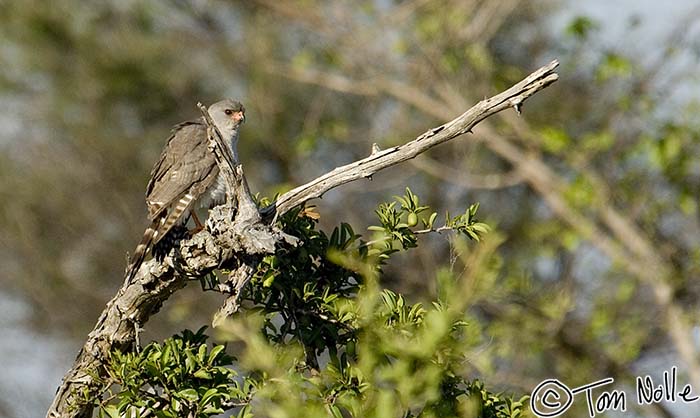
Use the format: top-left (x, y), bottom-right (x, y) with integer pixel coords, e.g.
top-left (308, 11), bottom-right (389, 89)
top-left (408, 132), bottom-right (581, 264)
top-left (262, 60), bottom-right (559, 219)
top-left (47, 60), bottom-right (559, 418)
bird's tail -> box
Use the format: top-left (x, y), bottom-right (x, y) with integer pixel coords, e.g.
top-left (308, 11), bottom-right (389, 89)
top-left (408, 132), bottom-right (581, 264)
top-left (124, 218), bottom-right (161, 285)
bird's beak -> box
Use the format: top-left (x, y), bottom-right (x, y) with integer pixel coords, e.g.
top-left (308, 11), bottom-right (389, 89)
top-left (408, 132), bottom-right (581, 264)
top-left (233, 111), bottom-right (245, 124)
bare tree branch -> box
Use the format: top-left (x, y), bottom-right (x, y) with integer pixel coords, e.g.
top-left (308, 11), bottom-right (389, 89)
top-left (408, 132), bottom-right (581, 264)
top-left (261, 60), bottom-right (559, 219)
top-left (47, 60), bottom-right (559, 418)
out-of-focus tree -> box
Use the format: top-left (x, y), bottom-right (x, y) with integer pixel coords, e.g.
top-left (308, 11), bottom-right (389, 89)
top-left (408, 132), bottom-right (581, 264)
top-left (2, 1), bottom-right (700, 417)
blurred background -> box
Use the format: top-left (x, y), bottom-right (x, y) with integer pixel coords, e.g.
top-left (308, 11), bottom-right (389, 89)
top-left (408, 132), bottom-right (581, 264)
top-left (1, 0), bottom-right (700, 417)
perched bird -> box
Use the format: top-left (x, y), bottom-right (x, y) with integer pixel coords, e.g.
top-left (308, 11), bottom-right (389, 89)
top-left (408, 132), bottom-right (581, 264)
top-left (125, 99), bottom-right (245, 283)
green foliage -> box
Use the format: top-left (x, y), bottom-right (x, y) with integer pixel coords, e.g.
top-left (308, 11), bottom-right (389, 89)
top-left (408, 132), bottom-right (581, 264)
top-left (565, 16), bottom-right (599, 40)
top-left (97, 192), bottom-right (524, 417)
top-left (596, 52), bottom-right (633, 82)
top-left (96, 327), bottom-right (253, 418)
top-left (368, 188), bottom-right (489, 260)
top-left (539, 127), bottom-right (570, 154)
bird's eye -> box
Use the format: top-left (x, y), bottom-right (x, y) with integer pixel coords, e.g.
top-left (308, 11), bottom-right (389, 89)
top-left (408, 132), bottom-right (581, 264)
top-left (224, 109), bottom-right (233, 115)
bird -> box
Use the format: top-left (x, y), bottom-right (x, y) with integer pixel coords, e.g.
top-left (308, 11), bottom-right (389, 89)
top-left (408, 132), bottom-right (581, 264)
top-left (124, 99), bottom-right (246, 284)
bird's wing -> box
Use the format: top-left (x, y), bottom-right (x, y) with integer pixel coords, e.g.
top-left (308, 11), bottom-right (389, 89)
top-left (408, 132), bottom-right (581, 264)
top-left (125, 120), bottom-right (221, 283)
top-left (145, 120), bottom-right (219, 221)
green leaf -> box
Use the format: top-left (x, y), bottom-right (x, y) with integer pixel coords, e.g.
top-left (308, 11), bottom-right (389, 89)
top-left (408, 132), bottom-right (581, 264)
top-left (194, 369), bottom-right (213, 379)
top-left (198, 343), bottom-right (207, 362)
top-left (208, 345), bottom-right (226, 364)
top-left (200, 388), bottom-right (220, 405)
top-left (427, 212), bottom-right (438, 229)
top-left (101, 405), bottom-right (120, 418)
top-left (177, 388), bottom-right (199, 402)
top-left (185, 349), bottom-right (196, 372)
top-left (262, 271), bottom-right (276, 288)
top-left (203, 406), bottom-right (225, 415)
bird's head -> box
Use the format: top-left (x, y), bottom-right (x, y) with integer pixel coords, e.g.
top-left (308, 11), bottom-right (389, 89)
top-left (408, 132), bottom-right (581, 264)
top-left (208, 99), bottom-right (245, 132)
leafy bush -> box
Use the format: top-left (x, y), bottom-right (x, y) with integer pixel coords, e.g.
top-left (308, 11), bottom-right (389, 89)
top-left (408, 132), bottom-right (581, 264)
top-left (96, 190), bottom-right (527, 418)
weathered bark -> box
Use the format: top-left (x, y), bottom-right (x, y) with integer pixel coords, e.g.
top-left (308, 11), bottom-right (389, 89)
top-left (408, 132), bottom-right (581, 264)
top-left (47, 60), bottom-right (559, 417)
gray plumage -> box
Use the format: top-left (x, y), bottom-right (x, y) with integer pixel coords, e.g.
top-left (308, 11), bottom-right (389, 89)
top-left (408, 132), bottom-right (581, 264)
top-left (125, 99), bottom-right (245, 283)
